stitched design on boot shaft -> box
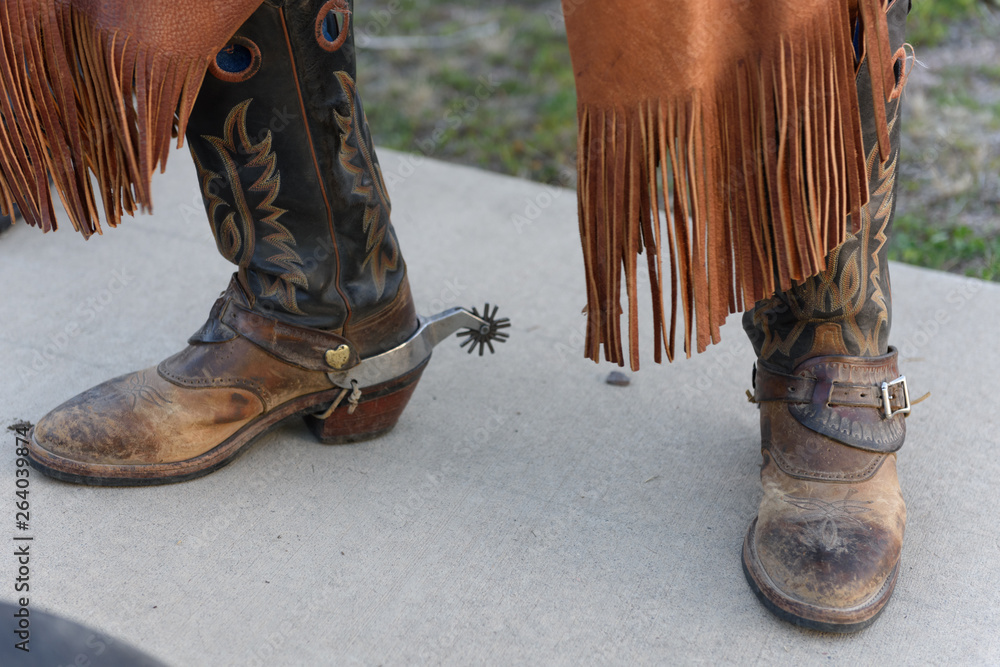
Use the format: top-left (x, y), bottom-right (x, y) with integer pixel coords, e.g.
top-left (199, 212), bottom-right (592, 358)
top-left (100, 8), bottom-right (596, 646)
top-left (193, 99), bottom-right (309, 314)
top-left (746, 108), bottom-right (900, 371)
top-left (333, 71), bottom-right (400, 299)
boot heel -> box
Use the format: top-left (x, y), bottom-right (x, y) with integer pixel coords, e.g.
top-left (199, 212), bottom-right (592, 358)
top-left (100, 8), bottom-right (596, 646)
top-left (304, 358), bottom-right (428, 444)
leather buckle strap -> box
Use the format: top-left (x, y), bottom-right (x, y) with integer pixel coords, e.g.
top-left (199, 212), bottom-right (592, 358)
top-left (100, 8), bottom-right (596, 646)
top-left (754, 366), bottom-right (910, 418)
top-left (220, 299), bottom-right (361, 372)
top-left (752, 348), bottom-right (908, 453)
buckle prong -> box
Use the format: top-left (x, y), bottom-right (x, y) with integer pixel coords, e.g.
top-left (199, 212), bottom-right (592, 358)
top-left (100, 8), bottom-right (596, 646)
top-left (881, 375), bottom-right (911, 419)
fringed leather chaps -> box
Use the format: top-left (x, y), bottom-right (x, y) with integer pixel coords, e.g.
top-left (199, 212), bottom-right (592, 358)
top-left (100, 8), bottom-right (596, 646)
top-left (0, 0), bottom-right (263, 236)
top-left (743, 5), bottom-right (909, 372)
top-left (564, 0), bottom-right (909, 369)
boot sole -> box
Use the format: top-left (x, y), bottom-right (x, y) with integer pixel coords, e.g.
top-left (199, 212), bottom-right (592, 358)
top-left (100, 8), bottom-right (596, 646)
top-left (741, 517), bottom-right (899, 633)
top-left (27, 358), bottom-right (428, 487)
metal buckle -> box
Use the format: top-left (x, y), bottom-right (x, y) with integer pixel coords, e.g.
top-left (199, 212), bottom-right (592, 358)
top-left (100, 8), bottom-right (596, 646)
top-left (881, 375), bottom-right (911, 419)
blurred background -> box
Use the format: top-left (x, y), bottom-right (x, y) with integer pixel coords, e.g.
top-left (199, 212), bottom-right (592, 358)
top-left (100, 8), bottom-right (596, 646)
top-left (354, 0), bottom-right (1000, 280)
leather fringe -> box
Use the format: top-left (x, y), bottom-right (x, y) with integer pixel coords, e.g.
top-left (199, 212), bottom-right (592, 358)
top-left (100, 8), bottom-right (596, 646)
top-left (0, 2), bottom-right (218, 237)
top-left (576, 0), bottom-right (899, 370)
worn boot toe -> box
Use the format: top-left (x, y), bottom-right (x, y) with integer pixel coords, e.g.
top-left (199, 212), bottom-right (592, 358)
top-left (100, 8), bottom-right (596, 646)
top-left (31, 367), bottom-right (263, 470)
top-left (742, 350), bottom-right (909, 632)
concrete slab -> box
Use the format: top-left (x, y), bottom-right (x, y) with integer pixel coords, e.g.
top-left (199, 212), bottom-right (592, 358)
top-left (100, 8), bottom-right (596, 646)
top-left (1, 148), bottom-right (998, 665)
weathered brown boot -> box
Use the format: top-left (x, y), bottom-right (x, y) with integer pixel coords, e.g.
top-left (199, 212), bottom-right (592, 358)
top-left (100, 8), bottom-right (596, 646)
top-left (28, 0), bottom-right (508, 485)
top-left (740, 0), bottom-right (912, 632)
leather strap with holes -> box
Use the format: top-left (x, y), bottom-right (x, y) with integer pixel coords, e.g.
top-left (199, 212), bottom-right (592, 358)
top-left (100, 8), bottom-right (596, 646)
top-left (752, 347), bottom-right (908, 453)
top-left (754, 366), bottom-right (907, 413)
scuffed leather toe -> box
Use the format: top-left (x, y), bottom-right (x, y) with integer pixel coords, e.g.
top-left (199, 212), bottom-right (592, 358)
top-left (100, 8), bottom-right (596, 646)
top-left (752, 466), bottom-right (904, 612)
top-left (31, 367), bottom-right (263, 466)
top-left (744, 452), bottom-right (905, 630)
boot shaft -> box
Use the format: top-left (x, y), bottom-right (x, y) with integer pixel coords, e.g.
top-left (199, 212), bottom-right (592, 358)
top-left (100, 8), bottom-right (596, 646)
top-left (186, 0), bottom-right (407, 334)
top-left (743, 0), bottom-right (910, 372)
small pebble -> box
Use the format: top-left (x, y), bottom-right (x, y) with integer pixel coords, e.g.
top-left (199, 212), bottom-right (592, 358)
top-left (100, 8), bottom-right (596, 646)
top-left (605, 371), bottom-right (630, 387)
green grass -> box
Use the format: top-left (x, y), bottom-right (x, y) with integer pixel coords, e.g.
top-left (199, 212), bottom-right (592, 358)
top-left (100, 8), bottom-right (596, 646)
top-left (926, 64), bottom-right (1000, 118)
top-left (356, 2), bottom-right (576, 186)
top-left (889, 214), bottom-right (1000, 280)
top-left (888, 8), bottom-right (1000, 282)
top-left (907, 0), bottom-right (987, 46)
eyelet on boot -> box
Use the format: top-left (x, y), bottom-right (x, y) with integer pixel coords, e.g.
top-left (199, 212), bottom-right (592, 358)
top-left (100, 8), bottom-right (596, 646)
top-left (888, 45), bottom-right (912, 101)
top-left (315, 0), bottom-right (351, 52)
top-left (209, 36), bottom-right (262, 83)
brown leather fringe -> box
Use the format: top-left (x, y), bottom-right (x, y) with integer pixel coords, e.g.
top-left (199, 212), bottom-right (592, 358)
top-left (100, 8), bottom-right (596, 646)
top-left (571, 0), bottom-right (898, 369)
top-left (0, 0), bottom-right (259, 237)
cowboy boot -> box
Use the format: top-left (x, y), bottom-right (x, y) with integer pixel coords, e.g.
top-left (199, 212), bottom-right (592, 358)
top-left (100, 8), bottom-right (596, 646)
top-left (28, 0), bottom-right (507, 485)
top-left (740, 0), bottom-right (912, 632)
